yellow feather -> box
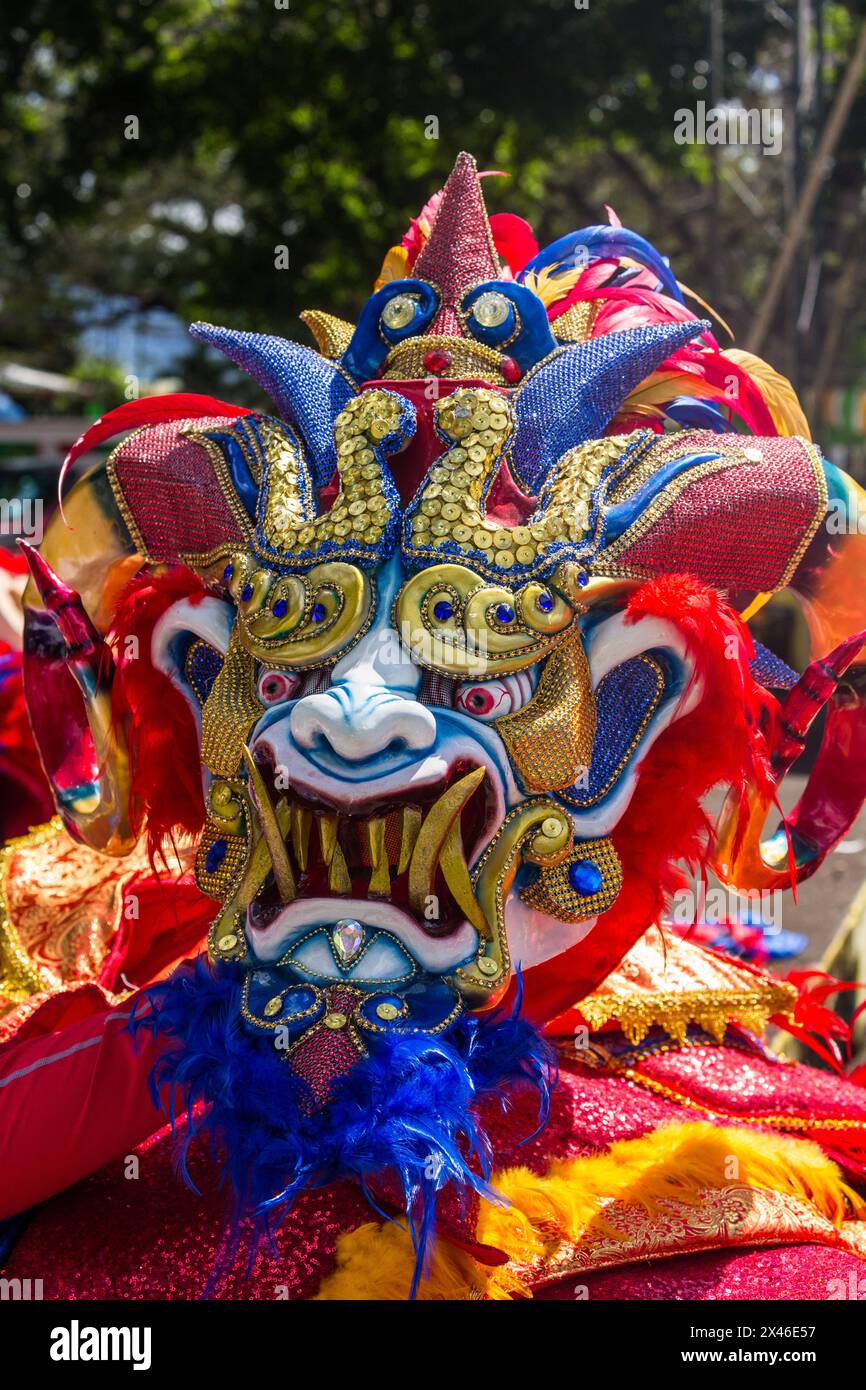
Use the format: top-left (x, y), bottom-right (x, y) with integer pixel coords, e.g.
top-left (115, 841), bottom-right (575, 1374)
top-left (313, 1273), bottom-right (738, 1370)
top-left (724, 348), bottom-right (811, 439)
top-left (316, 1122), bottom-right (866, 1299)
top-left (522, 264), bottom-right (584, 309)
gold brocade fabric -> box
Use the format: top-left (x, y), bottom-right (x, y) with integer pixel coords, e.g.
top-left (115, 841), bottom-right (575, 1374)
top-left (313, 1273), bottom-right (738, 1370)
top-left (509, 1190), bottom-right (866, 1291)
top-left (574, 922), bottom-right (797, 1043)
top-left (0, 818), bottom-right (155, 1016)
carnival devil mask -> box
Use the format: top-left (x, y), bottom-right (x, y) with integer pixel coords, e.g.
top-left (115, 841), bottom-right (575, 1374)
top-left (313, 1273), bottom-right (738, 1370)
top-left (20, 155), bottom-right (866, 1262)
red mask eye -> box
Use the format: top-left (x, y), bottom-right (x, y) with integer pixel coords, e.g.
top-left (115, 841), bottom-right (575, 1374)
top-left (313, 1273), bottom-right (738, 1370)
top-left (454, 672), bottom-right (536, 723)
top-left (467, 688), bottom-right (497, 715)
top-left (257, 670), bottom-right (300, 705)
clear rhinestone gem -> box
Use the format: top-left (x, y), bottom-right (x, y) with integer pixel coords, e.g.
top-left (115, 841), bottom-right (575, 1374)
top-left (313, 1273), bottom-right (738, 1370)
top-left (333, 918), bottom-right (365, 963)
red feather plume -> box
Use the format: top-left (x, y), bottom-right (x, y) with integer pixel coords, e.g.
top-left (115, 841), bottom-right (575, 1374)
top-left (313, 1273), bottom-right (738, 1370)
top-left (108, 567), bottom-right (208, 864)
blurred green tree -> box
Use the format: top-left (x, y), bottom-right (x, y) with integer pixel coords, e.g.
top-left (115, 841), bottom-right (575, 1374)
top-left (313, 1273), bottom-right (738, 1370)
top-left (0, 0), bottom-right (863, 400)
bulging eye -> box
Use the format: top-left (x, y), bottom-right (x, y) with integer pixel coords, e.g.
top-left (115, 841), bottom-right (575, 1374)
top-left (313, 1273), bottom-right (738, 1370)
top-left (257, 669), bottom-right (301, 705)
top-left (471, 291), bottom-right (511, 329)
top-left (454, 670), bottom-right (536, 722)
top-left (381, 293), bottom-right (421, 332)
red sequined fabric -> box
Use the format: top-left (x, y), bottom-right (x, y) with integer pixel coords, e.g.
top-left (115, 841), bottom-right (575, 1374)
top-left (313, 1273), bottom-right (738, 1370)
top-left (9, 1050), bottom-right (864, 1299)
top-left (109, 417), bottom-right (247, 562)
top-left (412, 153), bottom-right (500, 337)
top-left (538, 1244), bottom-right (866, 1300)
top-left (609, 433), bottom-right (822, 591)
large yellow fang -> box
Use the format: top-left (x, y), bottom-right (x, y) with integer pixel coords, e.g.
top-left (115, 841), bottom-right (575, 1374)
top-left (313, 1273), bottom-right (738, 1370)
top-left (397, 806), bottom-right (422, 875)
top-left (408, 766), bottom-right (487, 923)
top-left (440, 821), bottom-right (490, 936)
top-left (241, 747), bottom-right (296, 902)
top-left (367, 817), bottom-right (390, 897)
top-left (319, 813), bottom-right (352, 895)
top-left (291, 804), bottom-right (312, 871)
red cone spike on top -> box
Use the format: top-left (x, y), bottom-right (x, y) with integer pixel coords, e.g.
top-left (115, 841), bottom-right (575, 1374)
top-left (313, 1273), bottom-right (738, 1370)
top-left (413, 152), bottom-right (501, 337)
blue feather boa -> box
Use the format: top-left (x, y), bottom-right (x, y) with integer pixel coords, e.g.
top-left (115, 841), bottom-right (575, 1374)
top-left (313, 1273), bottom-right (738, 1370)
top-left (130, 958), bottom-right (554, 1296)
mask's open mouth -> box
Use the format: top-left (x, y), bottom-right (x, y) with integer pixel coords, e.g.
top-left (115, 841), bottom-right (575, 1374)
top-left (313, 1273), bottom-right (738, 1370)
top-left (246, 747), bottom-right (497, 942)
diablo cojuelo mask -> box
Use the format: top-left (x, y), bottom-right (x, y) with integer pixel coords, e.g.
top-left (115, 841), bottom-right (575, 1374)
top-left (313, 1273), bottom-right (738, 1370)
top-left (22, 154), bottom-right (866, 1268)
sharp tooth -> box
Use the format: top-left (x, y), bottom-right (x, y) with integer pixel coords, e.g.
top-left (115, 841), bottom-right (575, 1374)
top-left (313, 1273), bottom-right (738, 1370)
top-left (318, 812), bottom-right (338, 864)
top-left (319, 813), bottom-right (351, 894)
top-left (328, 844), bottom-right (352, 894)
top-left (241, 747), bottom-right (295, 902)
top-left (439, 821), bottom-right (490, 936)
top-left (367, 817), bottom-right (390, 896)
top-left (291, 805), bottom-right (312, 871)
top-left (408, 766), bottom-right (487, 924)
top-left (397, 807), bottom-right (422, 875)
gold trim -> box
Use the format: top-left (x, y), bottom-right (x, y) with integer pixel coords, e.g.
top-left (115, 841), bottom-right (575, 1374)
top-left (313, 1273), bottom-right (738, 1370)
top-left (577, 980), bottom-right (797, 1045)
top-left (0, 819), bottom-right (61, 1005)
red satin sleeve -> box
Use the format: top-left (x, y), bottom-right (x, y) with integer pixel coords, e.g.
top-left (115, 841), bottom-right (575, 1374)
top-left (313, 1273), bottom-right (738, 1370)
top-left (0, 994), bottom-right (167, 1220)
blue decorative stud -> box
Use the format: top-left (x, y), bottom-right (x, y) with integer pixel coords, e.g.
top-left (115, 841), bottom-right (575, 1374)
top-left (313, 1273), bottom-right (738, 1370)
top-left (495, 603), bottom-right (515, 624)
top-left (205, 838), bottom-right (228, 874)
top-left (273, 598), bottom-right (288, 618)
top-left (240, 583), bottom-right (253, 603)
top-left (433, 599), bottom-right (454, 622)
top-left (536, 590), bottom-right (554, 613)
top-left (223, 563), bottom-right (233, 581)
top-left (310, 601), bottom-right (327, 624)
top-left (568, 859), bottom-right (603, 895)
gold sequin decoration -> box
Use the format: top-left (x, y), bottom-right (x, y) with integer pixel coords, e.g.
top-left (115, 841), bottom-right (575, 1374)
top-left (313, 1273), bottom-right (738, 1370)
top-left (381, 334), bottom-right (510, 385)
top-left (496, 628), bottom-right (596, 792)
top-left (300, 308), bottom-right (356, 359)
top-left (552, 299), bottom-right (600, 345)
top-left (519, 835), bottom-right (622, 922)
top-left (405, 389), bottom-right (649, 583)
top-left (200, 627), bottom-right (263, 778)
top-left (251, 389), bottom-right (409, 567)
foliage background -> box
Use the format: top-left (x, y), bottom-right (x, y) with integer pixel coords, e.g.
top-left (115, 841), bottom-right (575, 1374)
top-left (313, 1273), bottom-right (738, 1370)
top-left (1, 0), bottom-right (865, 407)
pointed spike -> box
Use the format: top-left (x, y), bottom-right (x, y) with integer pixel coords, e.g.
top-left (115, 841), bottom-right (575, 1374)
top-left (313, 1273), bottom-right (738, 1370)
top-left (188, 324), bottom-right (354, 487)
top-left (439, 821), bottom-right (491, 937)
top-left (510, 319), bottom-right (709, 493)
top-left (19, 541), bottom-right (112, 692)
top-left (290, 804), bottom-right (312, 871)
top-left (413, 152), bottom-right (501, 337)
top-left (241, 747), bottom-right (296, 902)
top-left (367, 817), bottom-right (391, 897)
top-left (398, 806), bottom-right (423, 876)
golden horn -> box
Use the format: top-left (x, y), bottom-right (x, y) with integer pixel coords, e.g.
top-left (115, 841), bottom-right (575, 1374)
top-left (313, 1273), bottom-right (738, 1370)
top-left (241, 747), bottom-right (296, 902)
top-left (408, 766), bottom-right (487, 921)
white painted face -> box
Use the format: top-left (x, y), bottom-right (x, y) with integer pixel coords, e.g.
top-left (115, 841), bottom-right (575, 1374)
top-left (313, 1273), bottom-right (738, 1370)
top-left (155, 553), bottom-right (699, 1013)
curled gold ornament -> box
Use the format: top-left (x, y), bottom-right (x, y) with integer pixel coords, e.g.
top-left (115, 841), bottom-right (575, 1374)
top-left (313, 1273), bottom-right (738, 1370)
top-left (226, 556), bottom-right (374, 669)
top-left (455, 799), bottom-right (575, 1008)
top-left (393, 562), bottom-right (576, 679)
